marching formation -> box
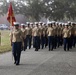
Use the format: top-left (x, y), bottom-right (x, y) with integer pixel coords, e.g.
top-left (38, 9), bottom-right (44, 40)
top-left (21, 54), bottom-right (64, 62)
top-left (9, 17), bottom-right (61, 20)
top-left (10, 21), bottom-right (76, 65)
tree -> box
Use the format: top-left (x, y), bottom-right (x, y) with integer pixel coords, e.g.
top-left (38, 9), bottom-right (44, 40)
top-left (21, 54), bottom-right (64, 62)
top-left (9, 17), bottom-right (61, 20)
top-left (26, 0), bottom-right (46, 21)
top-left (0, 0), bottom-right (8, 16)
top-left (0, 0), bottom-right (76, 21)
top-left (49, 0), bottom-right (65, 21)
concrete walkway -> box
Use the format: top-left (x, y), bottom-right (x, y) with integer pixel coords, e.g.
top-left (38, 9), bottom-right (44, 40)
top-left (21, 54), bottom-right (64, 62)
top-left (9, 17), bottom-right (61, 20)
top-left (0, 46), bottom-right (76, 75)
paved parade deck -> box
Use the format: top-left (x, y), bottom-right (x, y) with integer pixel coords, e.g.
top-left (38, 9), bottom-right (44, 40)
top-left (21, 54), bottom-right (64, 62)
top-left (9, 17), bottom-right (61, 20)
top-left (0, 47), bottom-right (76, 75)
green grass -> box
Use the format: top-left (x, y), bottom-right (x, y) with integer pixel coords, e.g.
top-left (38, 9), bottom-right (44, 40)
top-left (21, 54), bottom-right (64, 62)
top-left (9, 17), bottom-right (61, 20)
top-left (0, 30), bottom-right (11, 54)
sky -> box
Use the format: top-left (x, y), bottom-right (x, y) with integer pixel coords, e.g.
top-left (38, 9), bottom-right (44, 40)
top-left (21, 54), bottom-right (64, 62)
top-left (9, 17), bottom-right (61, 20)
top-left (7, 0), bottom-right (9, 2)
top-left (7, 0), bottom-right (15, 2)
top-left (7, 0), bottom-right (13, 2)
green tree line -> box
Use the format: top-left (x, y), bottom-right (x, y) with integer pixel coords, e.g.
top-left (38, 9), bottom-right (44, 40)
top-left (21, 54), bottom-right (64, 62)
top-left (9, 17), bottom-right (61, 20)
top-left (0, 0), bottom-right (76, 21)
